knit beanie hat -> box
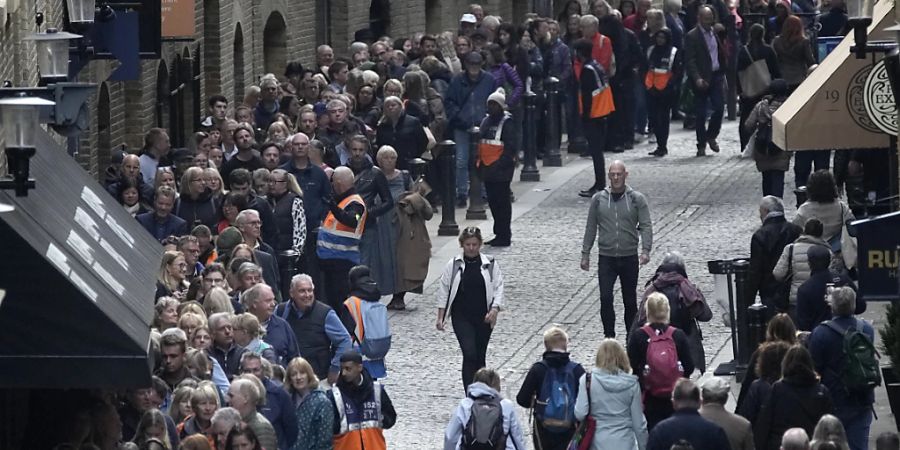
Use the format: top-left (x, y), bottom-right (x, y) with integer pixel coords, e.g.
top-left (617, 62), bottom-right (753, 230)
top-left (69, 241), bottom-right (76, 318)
top-left (487, 88), bottom-right (507, 110)
top-left (216, 226), bottom-right (244, 257)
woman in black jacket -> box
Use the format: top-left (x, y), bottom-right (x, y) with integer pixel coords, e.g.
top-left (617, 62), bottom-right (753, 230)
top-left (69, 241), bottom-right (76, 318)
top-left (737, 340), bottom-right (791, 425)
top-left (175, 166), bottom-right (220, 232)
top-left (738, 23), bottom-right (781, 150)
top-left (754, 345), bottom-right (833, 450)
top-left (375, 97), bottom-right (428, 170)
top-left (627, 292), bottom-right (694, 431)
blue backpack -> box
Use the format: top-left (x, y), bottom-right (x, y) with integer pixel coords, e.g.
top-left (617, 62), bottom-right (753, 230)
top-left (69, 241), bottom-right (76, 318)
top-left (534, 361), bottom-right (579, 433)
top-left (347, 297), bottom-right (392, 360)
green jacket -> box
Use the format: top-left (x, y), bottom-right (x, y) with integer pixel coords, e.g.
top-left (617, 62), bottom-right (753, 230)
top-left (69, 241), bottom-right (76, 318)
top-left (582, 186), bottom-right (653, 258)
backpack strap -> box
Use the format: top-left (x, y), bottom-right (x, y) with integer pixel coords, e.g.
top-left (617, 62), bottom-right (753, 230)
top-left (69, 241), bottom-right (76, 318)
top-left (822, 320), bottom-right (848, 337)
top-left (641, 324), bottom-right (655, 338)
top-left (661, 325), bottom-right (676, 339)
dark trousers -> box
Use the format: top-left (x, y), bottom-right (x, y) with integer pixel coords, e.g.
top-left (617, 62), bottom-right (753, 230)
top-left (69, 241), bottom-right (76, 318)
top-left (794, 150), bottom-right (831, 187)
top-left (609, 77), bottom-right (636, 148)
top-left (533, 424), bottom-right (575, 450)
top-left (320, 257), bottom-right (354, 311)
top-left (484, 180), bottom-right (512, 242)
top-left (452, 309), bottom-right (493, 390)
top-left (693, 72), bottom-right (725, 146)
top-left (647, 93), bottom-right (674, 150)
top-left (738, 97), bottom-right (757, 151)
top-left (598, 254), bottom-right (639, 337)
top-left (761, 170), bottom-right (785, 198)
top-left (299, 230), bottom-right (324, 301)
top-left (583, 117), bottom-right (608, 190)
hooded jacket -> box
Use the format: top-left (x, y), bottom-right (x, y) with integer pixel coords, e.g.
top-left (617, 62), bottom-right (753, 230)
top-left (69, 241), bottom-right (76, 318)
top-left (574, 369), bottom-right (648, 450)
top-left (772, 35), bottom-right (815, 87)
top-left (444, 382), bottom-right (526, 450)
top-left (582, 186), bottom-right (653, 258)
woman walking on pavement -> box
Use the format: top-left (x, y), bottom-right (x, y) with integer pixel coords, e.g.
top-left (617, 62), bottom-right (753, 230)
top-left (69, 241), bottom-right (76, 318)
top-left (436, 226), bottom-right (505, 391)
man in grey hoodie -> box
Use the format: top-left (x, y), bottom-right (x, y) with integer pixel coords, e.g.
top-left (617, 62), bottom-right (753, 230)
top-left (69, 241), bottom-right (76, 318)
top-left (581, 160), bottom-right (653, 338)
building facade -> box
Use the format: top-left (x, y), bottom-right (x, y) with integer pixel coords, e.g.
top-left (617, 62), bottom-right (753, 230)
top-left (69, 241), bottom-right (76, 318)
top-left (0, 0), bottom-right (536, 180)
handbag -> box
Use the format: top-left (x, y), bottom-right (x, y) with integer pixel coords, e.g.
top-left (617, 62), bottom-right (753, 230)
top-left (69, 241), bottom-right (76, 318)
top-left (739, 48), bottom-right (771, 98)
top-left (567, 376), bottom-right (596, 450)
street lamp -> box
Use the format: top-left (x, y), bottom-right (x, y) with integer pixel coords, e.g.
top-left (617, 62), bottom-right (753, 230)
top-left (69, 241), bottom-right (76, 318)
top-left (66, 0), bottom-right (97, 25)
top-left (0, 95), bottom-right (56, 196)
top-left (847, 0), bottom-right (875, 58)
top-left (25, 28), bottom-right (82, 84)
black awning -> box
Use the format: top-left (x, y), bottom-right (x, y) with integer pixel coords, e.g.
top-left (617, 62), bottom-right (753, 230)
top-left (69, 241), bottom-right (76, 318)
top-left (0, 130), bottom-right (161, 389)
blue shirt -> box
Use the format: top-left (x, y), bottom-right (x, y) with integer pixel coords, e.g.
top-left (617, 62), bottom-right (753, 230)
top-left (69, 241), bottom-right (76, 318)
top-left (136, 212), bottom-right (188, 242)
top-left (262, 315), bottom-right (300, 366)
top-left (809, 315), bottom-right (876, 410)
top-left (702, 27), bottom-right (720, 73)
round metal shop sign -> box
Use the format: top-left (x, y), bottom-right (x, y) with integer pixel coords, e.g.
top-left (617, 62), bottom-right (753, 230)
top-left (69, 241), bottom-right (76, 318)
top-left (863, 59), bottom-right (898, 135)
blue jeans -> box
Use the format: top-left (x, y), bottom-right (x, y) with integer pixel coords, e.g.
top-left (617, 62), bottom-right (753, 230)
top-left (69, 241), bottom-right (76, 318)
top-left (454, 128), bottom-right (471, 199)
top-left (597, 254), bottom-right (639, 338)
top-left (836, 408), bottom-right (872, 450)
top-left (693, 72), bottom-right (725, 146)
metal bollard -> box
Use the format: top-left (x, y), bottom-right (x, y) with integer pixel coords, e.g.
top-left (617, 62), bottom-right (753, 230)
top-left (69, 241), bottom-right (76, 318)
top-left (732, 259), bottom-right (753, 371)
top-left (747, 302), bottom-right (769, 357)
top-left (437, 140), bottom-right (459, 236)
top-left (466, 127), bottom-right (488, 220)
top-left (520, 91), bottom-right (541, 181)
top-left (543, 77), bottom-right (563, 167)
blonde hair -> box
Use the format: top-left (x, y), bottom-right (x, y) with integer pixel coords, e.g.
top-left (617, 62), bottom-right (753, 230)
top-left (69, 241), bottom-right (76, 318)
top-left (170, 385), bottom-right (196, 423)
top-left (158, 251), bottom-right (185, 292)
top-left (284, 357), bottom-right (320, 394)
top-left (203, 287), bottom-right (235, 315)
top-left (232, 312), bottom-right (262, 338)
top-left (203, 167), bottom-right (225, 196)
top-left (543, 326), bottom-right (569, 351)
top-left (594, 338), bottom-right (632, 374)
top-left (189, 382), bottom-right (220, 411)
top-left (646, 292), bottom-right (671, 324)
top-left (178, 312), bottom-right (207, 332)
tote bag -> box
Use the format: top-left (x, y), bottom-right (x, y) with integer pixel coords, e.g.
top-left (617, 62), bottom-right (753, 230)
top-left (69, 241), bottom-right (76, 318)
top-left (739, 48), bottom-right (771, 98)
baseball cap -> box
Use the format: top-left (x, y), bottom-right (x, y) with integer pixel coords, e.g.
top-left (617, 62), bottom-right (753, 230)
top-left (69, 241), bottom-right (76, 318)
top-left (460, 13), bottom-right (477, 24)
top-left (464, 51), bottom-right (484, 65)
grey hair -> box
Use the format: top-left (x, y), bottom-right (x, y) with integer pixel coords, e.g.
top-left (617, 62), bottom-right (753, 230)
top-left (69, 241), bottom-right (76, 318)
top-left (235, 209), bottom-right (260, 226)
top-left (231, 377), bottom-right (261, 405)
top-left (760, 195), bottom-right (784, 214)
top-left (830, 286), bottom-right (856, 317)
top-left (349, 41), bottom-right (368, 54)
top-left (210, 407), bottom-right (242, 429)
top-left (237, 262), bottom-right (262, 279)
top-left (291, 273), bottom-right (315, 289)
top-left (781, 428), bottom-right (811, 450)
top-left (241, 283), bottom-right (269, 309)
top-left (579, 14), bottom-right (599, 27)
top-left (662, 251), bottom-right (685, 270)
top-left (240, 351), bottom-right (263, 370)
top-left (207, 312), bottom-right (233, 332)
top-left (700, 380), bottom-right (730, 405)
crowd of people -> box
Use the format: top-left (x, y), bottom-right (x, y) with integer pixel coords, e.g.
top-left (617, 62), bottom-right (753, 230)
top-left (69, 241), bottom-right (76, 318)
top-left (46, 0), bottom-right (900, 449)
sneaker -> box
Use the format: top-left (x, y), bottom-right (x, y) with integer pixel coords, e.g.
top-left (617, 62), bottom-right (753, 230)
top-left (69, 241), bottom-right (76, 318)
top-left (708, 138), bottom-right (720, 153)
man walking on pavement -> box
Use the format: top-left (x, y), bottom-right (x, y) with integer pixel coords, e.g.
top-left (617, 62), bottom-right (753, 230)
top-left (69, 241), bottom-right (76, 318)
top-left (684, 5), bottom-right (726, 156)
top-left (581, 160), bottom-right (653, 338)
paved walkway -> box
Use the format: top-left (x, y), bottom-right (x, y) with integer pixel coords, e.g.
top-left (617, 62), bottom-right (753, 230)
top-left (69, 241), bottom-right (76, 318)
top-left (372, 121), bottom-right (896, 448)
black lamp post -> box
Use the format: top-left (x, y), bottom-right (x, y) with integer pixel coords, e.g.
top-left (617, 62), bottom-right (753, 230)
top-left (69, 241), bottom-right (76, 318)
top-left (0, 95), bottom-right (56, 196)
top-left (846, 0), bottom-right (876, 59)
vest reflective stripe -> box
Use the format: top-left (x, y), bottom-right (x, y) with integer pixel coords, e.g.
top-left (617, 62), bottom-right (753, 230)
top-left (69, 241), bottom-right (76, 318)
top-left (477, 117), bottom-right (507, 167)
top-left (577, 65), bottom-right (616, 119)
top-left (317, 194), bottom-right (366, 263)
top-left (332, 383), bottom-right (386, 450)
top-left (346, 296), bottom-right (366, 342)
top-left (644, 47), bottom-right (678, 91)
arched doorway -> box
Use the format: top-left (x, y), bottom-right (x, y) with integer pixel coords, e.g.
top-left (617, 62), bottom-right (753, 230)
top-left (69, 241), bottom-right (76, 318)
top-left (155, 60), bottom-right (170, 130)
top-left (315, 0), bottom-right (331, 46)
top-left (169, 54), bottom-right (186, 147)
top-left (193, 50), bottom-right (202, 131)
top-left (234, 23), bottom-right (245, 105)
top-left (96, 83), bottom-right (112, 177)
top-left (203, 0), bottom-right (221, 97)
top-left (425, 0), bottom-right (440, 33)
top-left (263, 12), bottom-right (287, 77)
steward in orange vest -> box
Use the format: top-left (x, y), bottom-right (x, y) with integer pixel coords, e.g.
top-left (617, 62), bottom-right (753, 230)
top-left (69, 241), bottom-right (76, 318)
top-left (327, 351), bottom-right (396, 450)
top-left (477, 88), bottom-right (516, 247)
top-left (644, 29), bottom-right (682, 157)
top-left (573, 38), bottom-right (615, 198)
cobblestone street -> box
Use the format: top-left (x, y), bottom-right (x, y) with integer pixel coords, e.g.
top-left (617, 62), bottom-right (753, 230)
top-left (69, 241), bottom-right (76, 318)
top-left (381, 121), bottom-right (780, 449)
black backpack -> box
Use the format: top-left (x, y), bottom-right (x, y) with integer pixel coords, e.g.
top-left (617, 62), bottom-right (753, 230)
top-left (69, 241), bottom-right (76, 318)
top-left (754, 98), bottom-right (783, 156)
top-left (462, 396), bottom-right (506, 450)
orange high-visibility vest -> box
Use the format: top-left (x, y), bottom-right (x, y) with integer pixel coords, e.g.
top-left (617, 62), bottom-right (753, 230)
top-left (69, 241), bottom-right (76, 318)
top-left (477, 116), bottom-right (508, 167)
top-left (577, 64), bottom-right (616, 119)
top-left (316, 194), bottom-right (367, 263)
top-left (644, 47), bottom-right (678, 91)
top-left (332, 382), bottom-right (386, 450)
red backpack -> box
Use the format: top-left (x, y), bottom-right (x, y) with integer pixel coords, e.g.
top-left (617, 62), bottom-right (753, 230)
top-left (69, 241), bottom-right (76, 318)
top-left (641, 325), bottom-right (683, 397)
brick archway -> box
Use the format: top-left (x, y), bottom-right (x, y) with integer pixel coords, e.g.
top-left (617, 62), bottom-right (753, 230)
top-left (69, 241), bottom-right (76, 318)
top-left (263, 12), bottom-right (288, 77)
top-left (234, 22), bottom-right (245, 105)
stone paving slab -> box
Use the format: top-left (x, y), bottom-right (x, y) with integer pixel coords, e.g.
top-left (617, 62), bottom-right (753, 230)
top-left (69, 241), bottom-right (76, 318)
top-left (378, 121), bottom-right (789, 449)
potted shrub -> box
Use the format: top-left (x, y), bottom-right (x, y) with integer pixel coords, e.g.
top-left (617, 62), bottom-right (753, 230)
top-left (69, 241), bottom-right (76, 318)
top-left (879, 301), bottom-right (900, 429)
